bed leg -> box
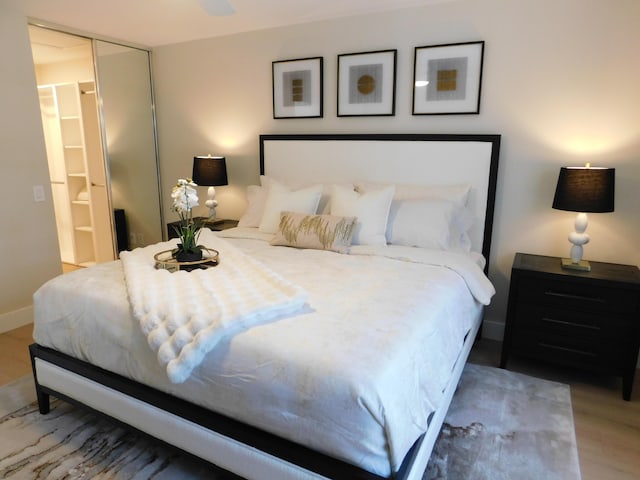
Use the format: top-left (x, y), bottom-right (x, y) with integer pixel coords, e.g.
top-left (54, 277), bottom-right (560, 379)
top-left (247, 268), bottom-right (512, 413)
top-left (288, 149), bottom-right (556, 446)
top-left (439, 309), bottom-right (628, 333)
top-left (31, 372), bottom-right (51, 414)
top-left (28, 344), bottom-right (51, 414)
top-left (35, 386), bottom-right (51, 414)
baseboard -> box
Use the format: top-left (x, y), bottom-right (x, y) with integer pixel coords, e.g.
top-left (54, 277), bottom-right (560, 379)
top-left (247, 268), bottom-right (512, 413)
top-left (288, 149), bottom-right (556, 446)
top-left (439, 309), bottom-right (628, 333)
top-left (481, 319), bottom-right (504, 342)
top-left (0, 305), bottom-right (33, 334)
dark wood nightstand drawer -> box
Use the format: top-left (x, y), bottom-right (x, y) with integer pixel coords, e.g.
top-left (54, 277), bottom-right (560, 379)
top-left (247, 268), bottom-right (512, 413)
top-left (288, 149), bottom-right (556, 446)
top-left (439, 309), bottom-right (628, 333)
top-left (512, 329), bottom-right (627, 372)
top-left (517, 277), bottom-right (638, 314)
top-left (514, 305), bottom-right (632, 340)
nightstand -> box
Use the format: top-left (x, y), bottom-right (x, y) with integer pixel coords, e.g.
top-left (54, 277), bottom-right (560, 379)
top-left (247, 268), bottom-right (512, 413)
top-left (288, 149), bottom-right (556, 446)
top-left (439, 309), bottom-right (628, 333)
top-left (500, 252), bottom-right (640, 400)
top-left (167, 218), bottom-right (238, 239)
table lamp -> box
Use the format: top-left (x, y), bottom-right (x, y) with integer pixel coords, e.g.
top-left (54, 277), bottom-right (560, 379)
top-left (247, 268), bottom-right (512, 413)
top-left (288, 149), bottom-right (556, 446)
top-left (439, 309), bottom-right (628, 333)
top-left (192, 155), bottom-right (228, 223)
top-left (552, 164), bottom-right (615, 271)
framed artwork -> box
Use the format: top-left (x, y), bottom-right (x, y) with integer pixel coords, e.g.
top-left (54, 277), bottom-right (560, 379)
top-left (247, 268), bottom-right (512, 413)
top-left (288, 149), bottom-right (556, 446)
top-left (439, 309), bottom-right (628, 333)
top-left (337, 49), bottom-right (397, 117)
top-left (412, 41), bottom-right (484, 115)
top-left (272, 57), bottom-right (323, 119)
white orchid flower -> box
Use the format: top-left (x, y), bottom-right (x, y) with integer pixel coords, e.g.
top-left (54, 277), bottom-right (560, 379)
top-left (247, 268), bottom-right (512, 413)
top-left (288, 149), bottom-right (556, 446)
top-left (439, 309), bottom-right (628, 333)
top-left (170, 178), bottom-right (204, 257)
top-left (171, 178), bottom-right (199, 214)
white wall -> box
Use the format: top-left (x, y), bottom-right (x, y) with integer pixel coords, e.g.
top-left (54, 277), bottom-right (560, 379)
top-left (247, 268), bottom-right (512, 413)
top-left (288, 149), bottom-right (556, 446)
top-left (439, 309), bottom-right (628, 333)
top-left (0, 3), bottom-right (62, 332)
top-left (153, 0), bottom-right (640, 339)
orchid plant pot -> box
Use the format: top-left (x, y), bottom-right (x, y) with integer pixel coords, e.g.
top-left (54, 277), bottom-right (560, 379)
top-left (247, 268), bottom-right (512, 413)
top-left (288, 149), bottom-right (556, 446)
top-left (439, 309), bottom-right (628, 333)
top-left (174, 246), bottom-right (203, 263)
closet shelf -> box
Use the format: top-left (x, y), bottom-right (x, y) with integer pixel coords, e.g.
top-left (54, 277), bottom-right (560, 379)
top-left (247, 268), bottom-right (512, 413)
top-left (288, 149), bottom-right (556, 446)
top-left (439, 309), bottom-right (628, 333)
top-left (39, 80), bottom-right (112, 268)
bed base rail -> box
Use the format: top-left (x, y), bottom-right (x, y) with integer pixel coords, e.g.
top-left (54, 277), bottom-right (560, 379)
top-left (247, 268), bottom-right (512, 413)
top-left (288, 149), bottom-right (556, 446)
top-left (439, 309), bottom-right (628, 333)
top-left (29, 343), bottom-right (408, 480)
top-left (29, 310), bottom-right (481, 480)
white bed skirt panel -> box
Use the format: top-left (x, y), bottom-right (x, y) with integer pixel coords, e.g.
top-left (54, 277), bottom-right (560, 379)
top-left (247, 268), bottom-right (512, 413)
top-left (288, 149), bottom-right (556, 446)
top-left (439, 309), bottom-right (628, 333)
top-left (34, 358), bottom-right (328, 480)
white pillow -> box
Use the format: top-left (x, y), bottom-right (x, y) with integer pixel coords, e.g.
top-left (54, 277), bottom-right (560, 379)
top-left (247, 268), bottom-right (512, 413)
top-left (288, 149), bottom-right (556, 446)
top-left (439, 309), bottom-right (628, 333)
top-left (387, 198), bottom-right (473, 251)
top-left (237, 185), bottom-right (267, 228)
top-left (356, 182), bottom-right (471, 206)
top-left (258, 182), bottom-right (323, 234)
top-left (261, 176), bottom-right (353, 214)
top-left (452, 206), bottom-right (473, 252)
top-left (330, 184), bottom-right (395, 246)
top-left (237, 176), bottom-right (274, 228)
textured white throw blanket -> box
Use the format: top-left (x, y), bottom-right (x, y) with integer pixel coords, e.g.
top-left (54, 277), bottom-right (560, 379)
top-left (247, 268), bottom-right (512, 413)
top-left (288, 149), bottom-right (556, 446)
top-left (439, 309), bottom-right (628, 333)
top-left (120, 229), bottom-right (307, 383)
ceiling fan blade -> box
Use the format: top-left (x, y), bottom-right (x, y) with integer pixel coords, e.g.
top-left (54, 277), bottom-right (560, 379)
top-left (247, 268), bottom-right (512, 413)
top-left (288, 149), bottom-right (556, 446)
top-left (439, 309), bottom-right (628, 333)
top-left (198, 0), bottom-right (235, 16)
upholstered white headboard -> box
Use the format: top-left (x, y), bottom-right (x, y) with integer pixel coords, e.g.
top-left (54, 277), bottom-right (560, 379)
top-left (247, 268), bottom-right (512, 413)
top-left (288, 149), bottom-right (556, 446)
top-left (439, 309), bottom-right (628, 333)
top-left (260, 134), bottom-right (500, 265)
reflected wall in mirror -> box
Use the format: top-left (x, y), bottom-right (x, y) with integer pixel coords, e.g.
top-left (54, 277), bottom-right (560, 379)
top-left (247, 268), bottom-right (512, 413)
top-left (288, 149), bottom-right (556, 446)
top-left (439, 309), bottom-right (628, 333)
top-left (95, 41), bottom-right (163, 249)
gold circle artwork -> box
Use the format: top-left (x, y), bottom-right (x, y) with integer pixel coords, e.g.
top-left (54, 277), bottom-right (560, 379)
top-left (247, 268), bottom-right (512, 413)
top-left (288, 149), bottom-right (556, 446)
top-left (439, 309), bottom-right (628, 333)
top-left (357, 74), bottom-right (376, 95)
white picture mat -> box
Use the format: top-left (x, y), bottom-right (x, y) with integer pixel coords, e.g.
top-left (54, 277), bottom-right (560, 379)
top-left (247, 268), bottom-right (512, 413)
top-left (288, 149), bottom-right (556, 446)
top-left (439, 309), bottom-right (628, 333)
top-left (262, 139), bottom-right (493, 253)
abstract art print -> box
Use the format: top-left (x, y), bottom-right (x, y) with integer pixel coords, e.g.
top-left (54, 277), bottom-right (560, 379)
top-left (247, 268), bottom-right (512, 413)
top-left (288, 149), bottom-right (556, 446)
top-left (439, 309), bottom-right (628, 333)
top-left (337, 49), bottom-right (396, 116)
top-left (273, 57), bottom-right (323, 119)
top-left (413, 41), bottom-right (484, 115)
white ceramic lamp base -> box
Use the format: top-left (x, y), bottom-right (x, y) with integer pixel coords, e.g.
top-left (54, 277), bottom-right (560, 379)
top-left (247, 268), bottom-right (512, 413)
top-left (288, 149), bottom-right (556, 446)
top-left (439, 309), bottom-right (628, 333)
top-left (562, 212), bottom-right (591, 271)
top-left (205, 186), bottom-right (219, 222)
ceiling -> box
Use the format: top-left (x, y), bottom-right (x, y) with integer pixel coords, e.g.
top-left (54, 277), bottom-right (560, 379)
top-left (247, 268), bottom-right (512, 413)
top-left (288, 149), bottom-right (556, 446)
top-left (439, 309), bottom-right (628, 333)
top-left (29, 26), bottom-right (93, 65)
top-left (19, 0), bottom-right (450, 48)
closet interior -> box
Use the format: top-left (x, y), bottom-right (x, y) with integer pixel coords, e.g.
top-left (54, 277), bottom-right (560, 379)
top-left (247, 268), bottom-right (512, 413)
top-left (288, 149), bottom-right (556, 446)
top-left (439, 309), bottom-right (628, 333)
top-left (29, 25), bottom-right (163, 268)
top-left (38, 80), bottom-right (114, 266)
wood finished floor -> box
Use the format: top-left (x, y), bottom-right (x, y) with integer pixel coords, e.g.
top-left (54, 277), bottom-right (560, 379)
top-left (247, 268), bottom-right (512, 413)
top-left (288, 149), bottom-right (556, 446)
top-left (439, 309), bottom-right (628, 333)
top-left (1, 325), bottom-right (638, 479)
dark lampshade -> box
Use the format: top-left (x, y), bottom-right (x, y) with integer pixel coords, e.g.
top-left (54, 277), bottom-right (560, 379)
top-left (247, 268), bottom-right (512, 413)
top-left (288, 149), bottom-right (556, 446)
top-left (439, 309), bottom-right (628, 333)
top-left (192, 156), bottom-right (228, 187)
top-left (552, 166), bottom-right (615, 213)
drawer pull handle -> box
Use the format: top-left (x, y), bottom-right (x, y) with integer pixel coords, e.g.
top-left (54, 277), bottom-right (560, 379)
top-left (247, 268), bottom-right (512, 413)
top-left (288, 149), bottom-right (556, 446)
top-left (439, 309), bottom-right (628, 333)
top-left (544, 290), bottom-right (605, 303)
top-left (539, 342), bottom-right (596, 357)
top-left (541, 317), bottom-right (600, 331)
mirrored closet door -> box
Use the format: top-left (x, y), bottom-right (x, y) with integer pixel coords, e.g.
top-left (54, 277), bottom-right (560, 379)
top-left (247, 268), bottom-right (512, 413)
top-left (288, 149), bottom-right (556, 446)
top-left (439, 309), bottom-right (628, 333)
top-left (29, 25), bottom-right (163, 268)
top-left (94, 40), bottom-right (163, 252)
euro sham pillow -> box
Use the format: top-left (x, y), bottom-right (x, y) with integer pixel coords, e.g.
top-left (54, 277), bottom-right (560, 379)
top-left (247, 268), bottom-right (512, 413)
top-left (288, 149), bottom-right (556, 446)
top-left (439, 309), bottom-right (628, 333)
top-left (330, 184), bottom-right (395, 246)
top-left (355, 182), bottom-right (471, 206)
top-left (260, 176), bottom-right (354, 214)
top-left (386, 198), bottom-right (473, 251)
top-left (237, 185), bottom-right (267, 228)
top-left (258, 182), bottom-right (323, 234)
top-left (270, 212), bottom-right (357, 253)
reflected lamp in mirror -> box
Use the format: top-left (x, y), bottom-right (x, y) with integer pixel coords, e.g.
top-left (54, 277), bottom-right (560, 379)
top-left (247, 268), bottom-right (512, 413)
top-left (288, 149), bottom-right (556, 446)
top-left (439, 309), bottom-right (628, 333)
top-left (192, 155), bottom-right (228, 223)
top-left (552, 164), bottom-right (615, 271)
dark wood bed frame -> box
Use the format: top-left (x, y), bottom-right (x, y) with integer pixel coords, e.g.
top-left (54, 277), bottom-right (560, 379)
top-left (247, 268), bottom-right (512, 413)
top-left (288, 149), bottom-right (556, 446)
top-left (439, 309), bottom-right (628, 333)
top-left (30, 133), bottom-right (501, 480)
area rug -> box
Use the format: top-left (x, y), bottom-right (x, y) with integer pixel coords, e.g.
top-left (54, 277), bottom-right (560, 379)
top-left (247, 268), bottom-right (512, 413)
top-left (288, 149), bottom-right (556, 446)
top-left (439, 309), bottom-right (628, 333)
top-left (425, 364), bottom-right (581, 480)
top-left (0, 364), bottom-right (581, 479)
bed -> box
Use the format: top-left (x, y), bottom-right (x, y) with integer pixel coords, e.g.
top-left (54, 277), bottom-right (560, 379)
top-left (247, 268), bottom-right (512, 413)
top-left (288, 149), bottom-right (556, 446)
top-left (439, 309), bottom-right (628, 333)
top-left (29, 133), bottom-right (501, 480)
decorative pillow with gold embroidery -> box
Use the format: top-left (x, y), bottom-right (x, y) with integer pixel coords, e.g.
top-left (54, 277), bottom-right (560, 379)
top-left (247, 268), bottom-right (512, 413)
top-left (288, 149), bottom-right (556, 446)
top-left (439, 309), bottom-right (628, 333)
top-left (270, 212), bottom-right (357, 253)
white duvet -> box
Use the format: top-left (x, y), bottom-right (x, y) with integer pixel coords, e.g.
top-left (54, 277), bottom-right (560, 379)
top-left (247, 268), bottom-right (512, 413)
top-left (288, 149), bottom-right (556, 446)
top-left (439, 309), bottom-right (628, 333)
top-left (33, 227), bottom-right (494, 476)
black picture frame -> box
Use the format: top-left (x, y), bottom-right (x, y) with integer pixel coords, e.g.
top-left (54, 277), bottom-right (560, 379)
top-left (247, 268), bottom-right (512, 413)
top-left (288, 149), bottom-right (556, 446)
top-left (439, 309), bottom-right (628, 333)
top-left (412, 41), bottom-right (484, 115)
top-left (272, 57), bottom-right (323, 119)
top-left (337, 49), bottom-right (397, 117)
